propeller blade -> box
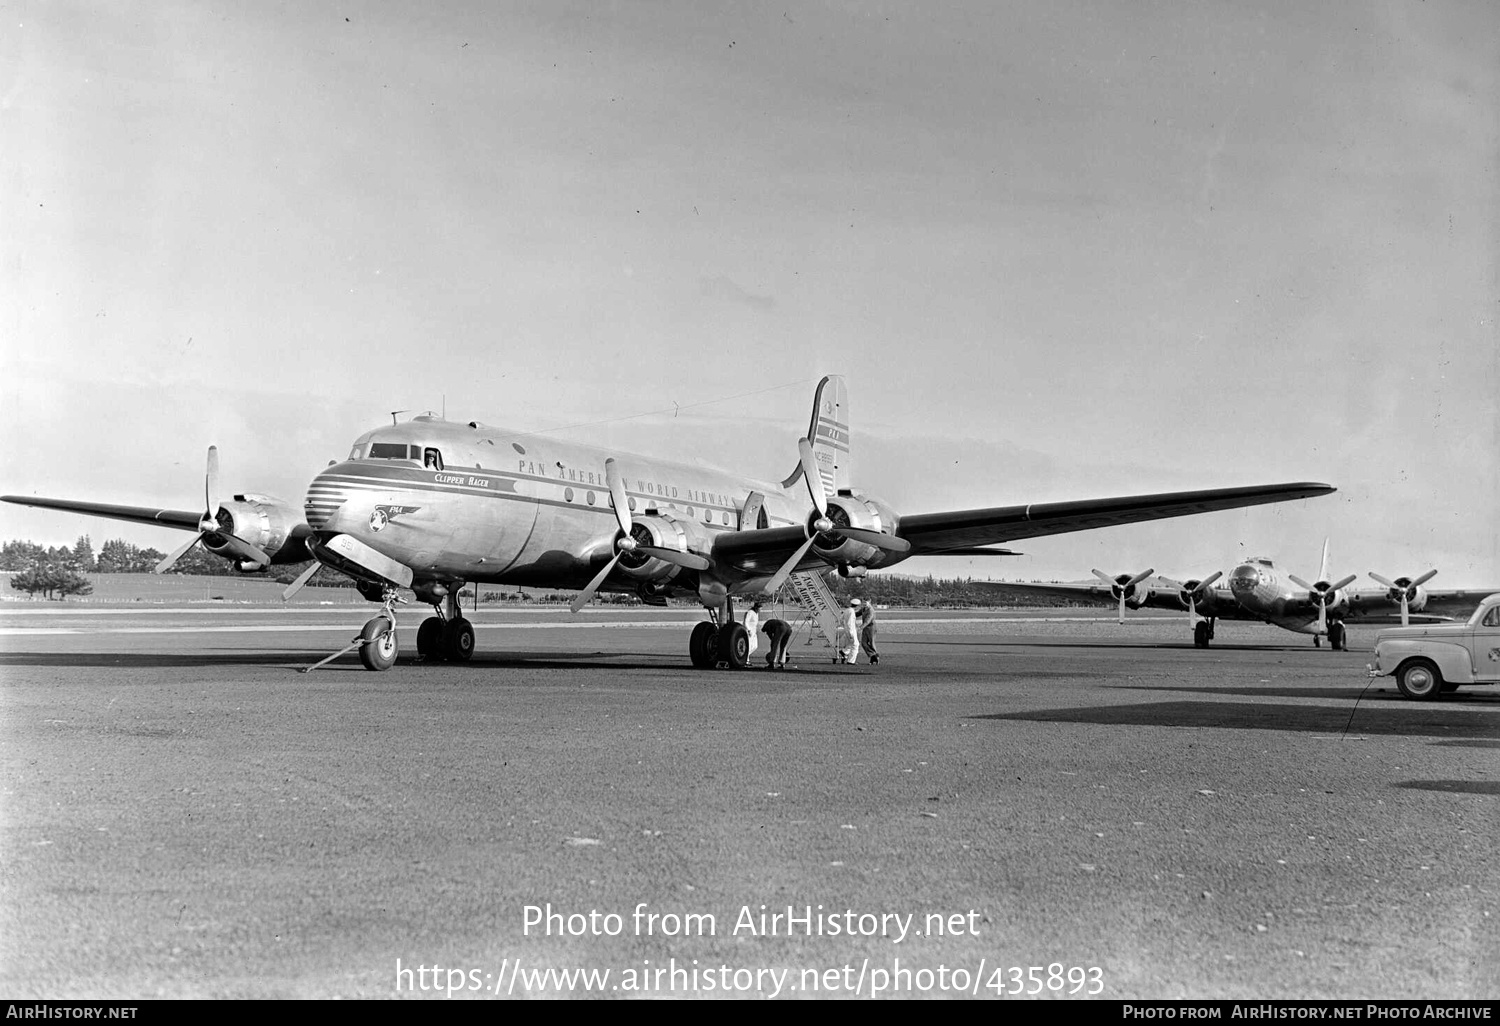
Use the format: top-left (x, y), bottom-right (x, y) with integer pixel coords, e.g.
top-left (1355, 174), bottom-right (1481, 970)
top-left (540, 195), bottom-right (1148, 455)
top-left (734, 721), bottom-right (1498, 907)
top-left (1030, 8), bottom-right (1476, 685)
top-left (204, 445), bottom-right (222, 527)
top-left (281, 560), bottom-right (323, 601)
top-left (1127, 567), bottom-right (1155, 587)
top-left (1328, 573), bottom-right (1357, 592)
top-left (762, 534), bottom-right (819, 598)
top-left (1412, 569), bottom-right (1438, 587)
top-left (1368, 572), bottom-right (1396, 589)
top-left (839, 526), bottom-right (911, 554)
top-left (1090, 568), bottom-right (1116, 587)
top-left (635, 545), bottom-right (712, 571)
top-left (1194, 570), bottom-right (1223, 592)
top-left (154, 531), bottom-right (204, 574)
top-left (1317, 601), bottom-right (1327, 635)
top-left (1288, 574), bottom-right (1313, 592)
top-left (604, 458), bottom-right (631, 537)
top-left (1117, 591), bottom-right (1126, 625)
top-left (215, 531), bottom-right (272, 567)
top-left (570, 553), bottom-right (622, 614)
top-left (1400, 594), bottom-right (1410, 627)
top-left (796, 437), bottom-right (827, 517)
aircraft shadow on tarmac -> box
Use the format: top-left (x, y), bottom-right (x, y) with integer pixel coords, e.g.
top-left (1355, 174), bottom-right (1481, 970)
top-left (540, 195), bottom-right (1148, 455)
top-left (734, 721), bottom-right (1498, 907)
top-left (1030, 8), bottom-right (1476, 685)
top-left (1112, 683), bottom-right (1500, 704)
top-left (903, 637), bottom-right (1367, 653)
top-left (1394, 780), bottom-right (1500, 796)
top-left (973, 700), bottom-right (1500, 739)
top-left (0, 650), bottom-right (856, 675)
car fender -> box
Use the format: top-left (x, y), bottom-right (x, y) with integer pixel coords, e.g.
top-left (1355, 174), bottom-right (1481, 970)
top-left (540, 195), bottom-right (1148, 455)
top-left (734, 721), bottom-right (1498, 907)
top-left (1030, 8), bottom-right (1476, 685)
top-left (1376, 638), bottom-right (1474, 684)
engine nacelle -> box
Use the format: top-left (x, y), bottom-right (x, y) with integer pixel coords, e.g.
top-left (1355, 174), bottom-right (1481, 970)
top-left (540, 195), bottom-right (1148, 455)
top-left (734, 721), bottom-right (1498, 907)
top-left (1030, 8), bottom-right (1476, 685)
top-left (1310, 581), bottom-right (1350, 618)
top-left (616, 513), bottom-right (713, 583)
top-left (202, 494), bottom-right (315, 565)
top-left (1180, 582), bottom-right (1229, 616)
top-left (810, 493), bottom-right (901, 570)
top-left (1124, 584), bottom-right (1155, 610)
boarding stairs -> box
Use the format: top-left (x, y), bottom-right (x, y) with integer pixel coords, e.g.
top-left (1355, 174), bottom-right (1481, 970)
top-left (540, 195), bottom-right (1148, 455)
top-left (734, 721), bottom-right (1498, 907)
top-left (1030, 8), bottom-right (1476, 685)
top-left (785, 570), bottom-right (843, 656)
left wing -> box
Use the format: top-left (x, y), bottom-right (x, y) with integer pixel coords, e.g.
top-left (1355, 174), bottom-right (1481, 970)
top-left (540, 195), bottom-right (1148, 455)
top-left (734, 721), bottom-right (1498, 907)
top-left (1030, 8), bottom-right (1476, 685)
top-left (1342, 587), bottom-right (1500, 623)
top-left (894, 482), bottom-right (1335, 553)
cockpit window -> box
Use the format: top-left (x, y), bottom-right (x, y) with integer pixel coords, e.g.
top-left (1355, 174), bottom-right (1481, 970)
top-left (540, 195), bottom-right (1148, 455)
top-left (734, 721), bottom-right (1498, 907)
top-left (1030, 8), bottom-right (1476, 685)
top-left (369, 442), bottom-right (411, 460)
top-left (423, 447), bottom-right (444, 471)
top-left (348, 444), bottom-right (366, 460)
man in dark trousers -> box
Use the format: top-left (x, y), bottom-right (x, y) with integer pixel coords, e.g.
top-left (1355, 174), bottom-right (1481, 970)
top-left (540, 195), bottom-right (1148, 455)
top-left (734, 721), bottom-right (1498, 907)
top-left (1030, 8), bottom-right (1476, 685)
top-left (761, 617), bottom-right (792, 670)
top-left (856, 599), bottom-right (879, 665)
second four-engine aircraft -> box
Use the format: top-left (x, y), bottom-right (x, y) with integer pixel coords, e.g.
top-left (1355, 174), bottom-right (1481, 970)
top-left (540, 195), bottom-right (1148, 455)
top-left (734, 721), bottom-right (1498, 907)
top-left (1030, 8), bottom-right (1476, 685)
top-left (3, 376), bottom-right (1336, 670)
top-left (979, 541), bottom-right (1499, 650)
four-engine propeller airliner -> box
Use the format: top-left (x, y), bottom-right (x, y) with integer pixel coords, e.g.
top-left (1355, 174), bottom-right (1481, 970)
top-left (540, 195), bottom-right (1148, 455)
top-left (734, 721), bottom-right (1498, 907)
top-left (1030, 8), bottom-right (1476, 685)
top-left (3, 377), bottom-right (1336, 670)
top-left (979, 541), bottom-right (1499, 650)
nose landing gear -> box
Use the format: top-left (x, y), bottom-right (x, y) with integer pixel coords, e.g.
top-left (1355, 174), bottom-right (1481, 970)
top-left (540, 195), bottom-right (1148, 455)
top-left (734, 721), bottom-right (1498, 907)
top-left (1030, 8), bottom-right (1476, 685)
top-left (302, 586), bottom-right (406, 673)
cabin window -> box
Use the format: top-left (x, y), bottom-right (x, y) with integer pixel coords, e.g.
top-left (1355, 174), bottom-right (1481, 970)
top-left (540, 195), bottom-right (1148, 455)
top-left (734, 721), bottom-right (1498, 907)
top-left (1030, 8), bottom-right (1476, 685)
top-left (369, 442), bottom-right (410, 460)
top-left (565, 487), bottom-right (574, 502)
top-left (721, 511), bottom-right (730, 525)
top-left (424, 448), bottom-right (444, 471)
top-left (586, 491), bottom-right (596, 505)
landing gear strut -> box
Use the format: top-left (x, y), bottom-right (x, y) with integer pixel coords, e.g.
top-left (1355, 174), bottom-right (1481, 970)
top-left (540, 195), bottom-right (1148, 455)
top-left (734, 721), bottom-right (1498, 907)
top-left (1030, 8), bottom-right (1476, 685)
top-left (1193, 618), bottom-right (1215, 648)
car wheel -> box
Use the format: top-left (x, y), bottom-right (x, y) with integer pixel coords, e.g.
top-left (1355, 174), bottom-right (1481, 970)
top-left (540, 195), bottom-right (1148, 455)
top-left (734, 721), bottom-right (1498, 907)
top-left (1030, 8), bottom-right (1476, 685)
top-left (359, 616), bottom-right (398, 671)
top-left (1395, 658), bottom-right (1444, 700)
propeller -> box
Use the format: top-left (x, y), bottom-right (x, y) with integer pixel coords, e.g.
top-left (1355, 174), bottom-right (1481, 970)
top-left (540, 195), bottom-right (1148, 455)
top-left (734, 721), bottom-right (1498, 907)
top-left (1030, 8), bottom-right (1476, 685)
top-left (1090, 567), bottom-right (1154, 625)
top-left (569, 459), bottom-right (638, 613)
top-left (1288, 571), bottom-right (1358, 635)
top-left (1369, 569), bottom-right (1438, 627)
top-left (154, 447), bottom-right (271, 574)
top-left (760, 439), bottom-right (839, 597)
top-left (281, 559), bottom-right (324, 602)
top-left (1180, 570), bottom-right (1224, 623)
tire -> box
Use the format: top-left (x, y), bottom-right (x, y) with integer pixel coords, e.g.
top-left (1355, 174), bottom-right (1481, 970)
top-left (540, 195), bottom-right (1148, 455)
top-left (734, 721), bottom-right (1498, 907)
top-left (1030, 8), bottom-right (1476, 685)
top-left (359, 616), bottom-right (398, 671)
top-left (442, 617), bottom-right (475, 663)
top-left (721, 623), bottom-right (750, 669)
top-left (416, 617), bottom-right (444, 660)
top-left (1193, 621), bottom-right (1211, 648)
top-left (1329, 623), bottom-right (1346, 651)
top-left (689, 622), bottom-right (718, 669)
top-left (1395, 658), bottom-right (1444, 700)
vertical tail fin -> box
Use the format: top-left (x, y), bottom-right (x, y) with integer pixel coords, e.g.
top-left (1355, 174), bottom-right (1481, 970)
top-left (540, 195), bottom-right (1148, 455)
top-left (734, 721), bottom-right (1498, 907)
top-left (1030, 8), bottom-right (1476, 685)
top-left (1317, 537), bottom-right (1330, 583)
top-left (805, 375), bottom-right (851, 494)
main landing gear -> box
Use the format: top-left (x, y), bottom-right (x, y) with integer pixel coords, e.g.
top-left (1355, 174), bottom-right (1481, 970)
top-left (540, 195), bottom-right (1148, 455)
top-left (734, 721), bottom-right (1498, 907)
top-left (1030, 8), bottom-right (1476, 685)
top-left (1193, 618), bottom-right (1216, 648)
top-left (1324, 622), bottom-right (1347, 651)
top-left (688, 605), bottom-right (751, 670)
top-left (416, 588), bottom-right (475, 663)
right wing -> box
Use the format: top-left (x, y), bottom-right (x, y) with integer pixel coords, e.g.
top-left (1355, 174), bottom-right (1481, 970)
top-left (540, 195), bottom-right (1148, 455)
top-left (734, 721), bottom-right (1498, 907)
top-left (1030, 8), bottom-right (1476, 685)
top-left (1, 495), bottom-right (204, 532)
top-left (895, 482), bottom-right (1335, 553)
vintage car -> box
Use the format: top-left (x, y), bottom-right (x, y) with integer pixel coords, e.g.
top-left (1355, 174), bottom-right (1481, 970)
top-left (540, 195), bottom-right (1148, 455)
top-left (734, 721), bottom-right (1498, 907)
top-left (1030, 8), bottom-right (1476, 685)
top-left (1368, 592), bottom-right (1500, 699)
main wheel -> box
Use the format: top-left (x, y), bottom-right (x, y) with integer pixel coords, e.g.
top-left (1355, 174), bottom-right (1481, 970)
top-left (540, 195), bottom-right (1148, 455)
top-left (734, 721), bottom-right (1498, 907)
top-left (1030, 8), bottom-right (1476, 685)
top-left (442, 617), bottom-right (475, 663)
top-left (1193, 621), bottom-right (1211, 648)
top-left (416, 617), bottom-right (444, 660)
top-left (720, 623), bottom-right (750, 669)
top-left (359, 616), bottom-right (398, 671)
top-left (689, 621), bottom-right (718, 669)
top-left (1395, 658), bottom-right (1443, 700)
top-left (1329, 622), bottom-right (1346, 651)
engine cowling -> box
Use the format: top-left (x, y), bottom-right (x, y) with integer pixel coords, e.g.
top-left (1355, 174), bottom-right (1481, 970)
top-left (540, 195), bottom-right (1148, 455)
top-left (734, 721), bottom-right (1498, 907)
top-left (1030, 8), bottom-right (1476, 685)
top-left (810, 494), bottom-right (901, 570)
top-left (1310, 580), bottom-right (1351, 618)
top-left (202, 494), bottom-right (315, 566)
top-left (615, 513), bottom-right (713, 583)
top-left (1180, 580), bottom-right (1228, 616)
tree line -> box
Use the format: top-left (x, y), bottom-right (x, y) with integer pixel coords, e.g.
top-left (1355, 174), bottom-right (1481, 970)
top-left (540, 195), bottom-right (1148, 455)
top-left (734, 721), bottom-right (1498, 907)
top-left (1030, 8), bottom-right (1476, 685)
top-left (4, 536), bottom-right (1079, 607)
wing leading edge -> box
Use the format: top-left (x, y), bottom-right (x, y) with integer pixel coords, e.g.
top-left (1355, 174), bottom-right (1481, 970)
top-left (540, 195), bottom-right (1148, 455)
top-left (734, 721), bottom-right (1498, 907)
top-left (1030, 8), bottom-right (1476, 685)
top-left (0, 495), bottom-right (205, 532)
top-left (896, 482), bottom-right (1336, 553)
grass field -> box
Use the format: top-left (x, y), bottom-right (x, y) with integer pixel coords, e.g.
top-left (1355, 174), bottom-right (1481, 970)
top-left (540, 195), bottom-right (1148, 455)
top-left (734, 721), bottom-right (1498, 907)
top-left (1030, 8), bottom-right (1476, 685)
top-left (0, 572), bottom-right (368, 605)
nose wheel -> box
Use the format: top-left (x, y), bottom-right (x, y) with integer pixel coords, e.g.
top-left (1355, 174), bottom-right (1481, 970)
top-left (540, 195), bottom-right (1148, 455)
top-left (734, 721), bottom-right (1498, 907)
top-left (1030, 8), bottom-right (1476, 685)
top-left (303, 586), bottom-right (406, 673)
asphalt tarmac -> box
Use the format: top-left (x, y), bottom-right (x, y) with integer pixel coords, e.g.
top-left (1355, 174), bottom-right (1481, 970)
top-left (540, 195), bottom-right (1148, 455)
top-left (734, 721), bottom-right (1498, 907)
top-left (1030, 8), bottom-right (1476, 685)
top-left (1, 606), bottom-right (1495, 1000)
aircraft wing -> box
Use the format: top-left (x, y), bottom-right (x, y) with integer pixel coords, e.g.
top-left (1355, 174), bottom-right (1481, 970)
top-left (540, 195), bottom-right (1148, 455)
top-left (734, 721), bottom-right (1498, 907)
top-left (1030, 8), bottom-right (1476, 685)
top-left (895, 482), bottom-right (1335, 553)
top-left (0, 495), bottom-right (204, 532)
top-left (1342, 588), bottom-right (1500, 623)
top-left (975, 579), bottom-right (1267, 620)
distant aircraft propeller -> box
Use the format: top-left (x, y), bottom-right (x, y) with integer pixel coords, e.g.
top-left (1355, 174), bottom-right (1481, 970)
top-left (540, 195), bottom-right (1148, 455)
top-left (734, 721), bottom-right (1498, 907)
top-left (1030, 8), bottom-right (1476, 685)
top-left (154, 447), bottom-right (271, 574)
top-left (1288, 571), bottom-right (1358, 635)
top-left (1369, 570), bottom-right (1438, 627)
top-left (1091, 567), bottom-right (1155, 625)
top-left (1179, 570), bottom-right (1223, 624)
top-left (569, 459), bottom-right (639, 613)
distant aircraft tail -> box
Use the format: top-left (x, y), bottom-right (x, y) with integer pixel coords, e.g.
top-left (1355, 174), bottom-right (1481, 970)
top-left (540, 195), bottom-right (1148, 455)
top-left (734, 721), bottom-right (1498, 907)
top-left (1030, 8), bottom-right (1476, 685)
top-left (782, 375), bottom-right (851, 494)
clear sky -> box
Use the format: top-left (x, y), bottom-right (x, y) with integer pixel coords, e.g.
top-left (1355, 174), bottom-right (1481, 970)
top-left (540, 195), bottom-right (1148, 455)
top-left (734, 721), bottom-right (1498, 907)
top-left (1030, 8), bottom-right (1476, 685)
top-left (2, 1), bottom-right (1496, 587)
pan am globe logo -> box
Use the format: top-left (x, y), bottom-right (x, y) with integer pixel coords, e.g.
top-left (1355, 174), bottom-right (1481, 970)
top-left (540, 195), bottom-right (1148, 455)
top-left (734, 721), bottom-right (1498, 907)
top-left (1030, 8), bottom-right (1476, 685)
top-left (369, 505), bottom-right (421, 532)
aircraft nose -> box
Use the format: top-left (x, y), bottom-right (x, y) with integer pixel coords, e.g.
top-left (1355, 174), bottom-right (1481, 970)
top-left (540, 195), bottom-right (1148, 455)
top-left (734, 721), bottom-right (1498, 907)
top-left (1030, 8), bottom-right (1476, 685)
top-left (1229, 565), bottom-right (1259, 592)
top-left (305, 464), bottom-right (353, 531)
